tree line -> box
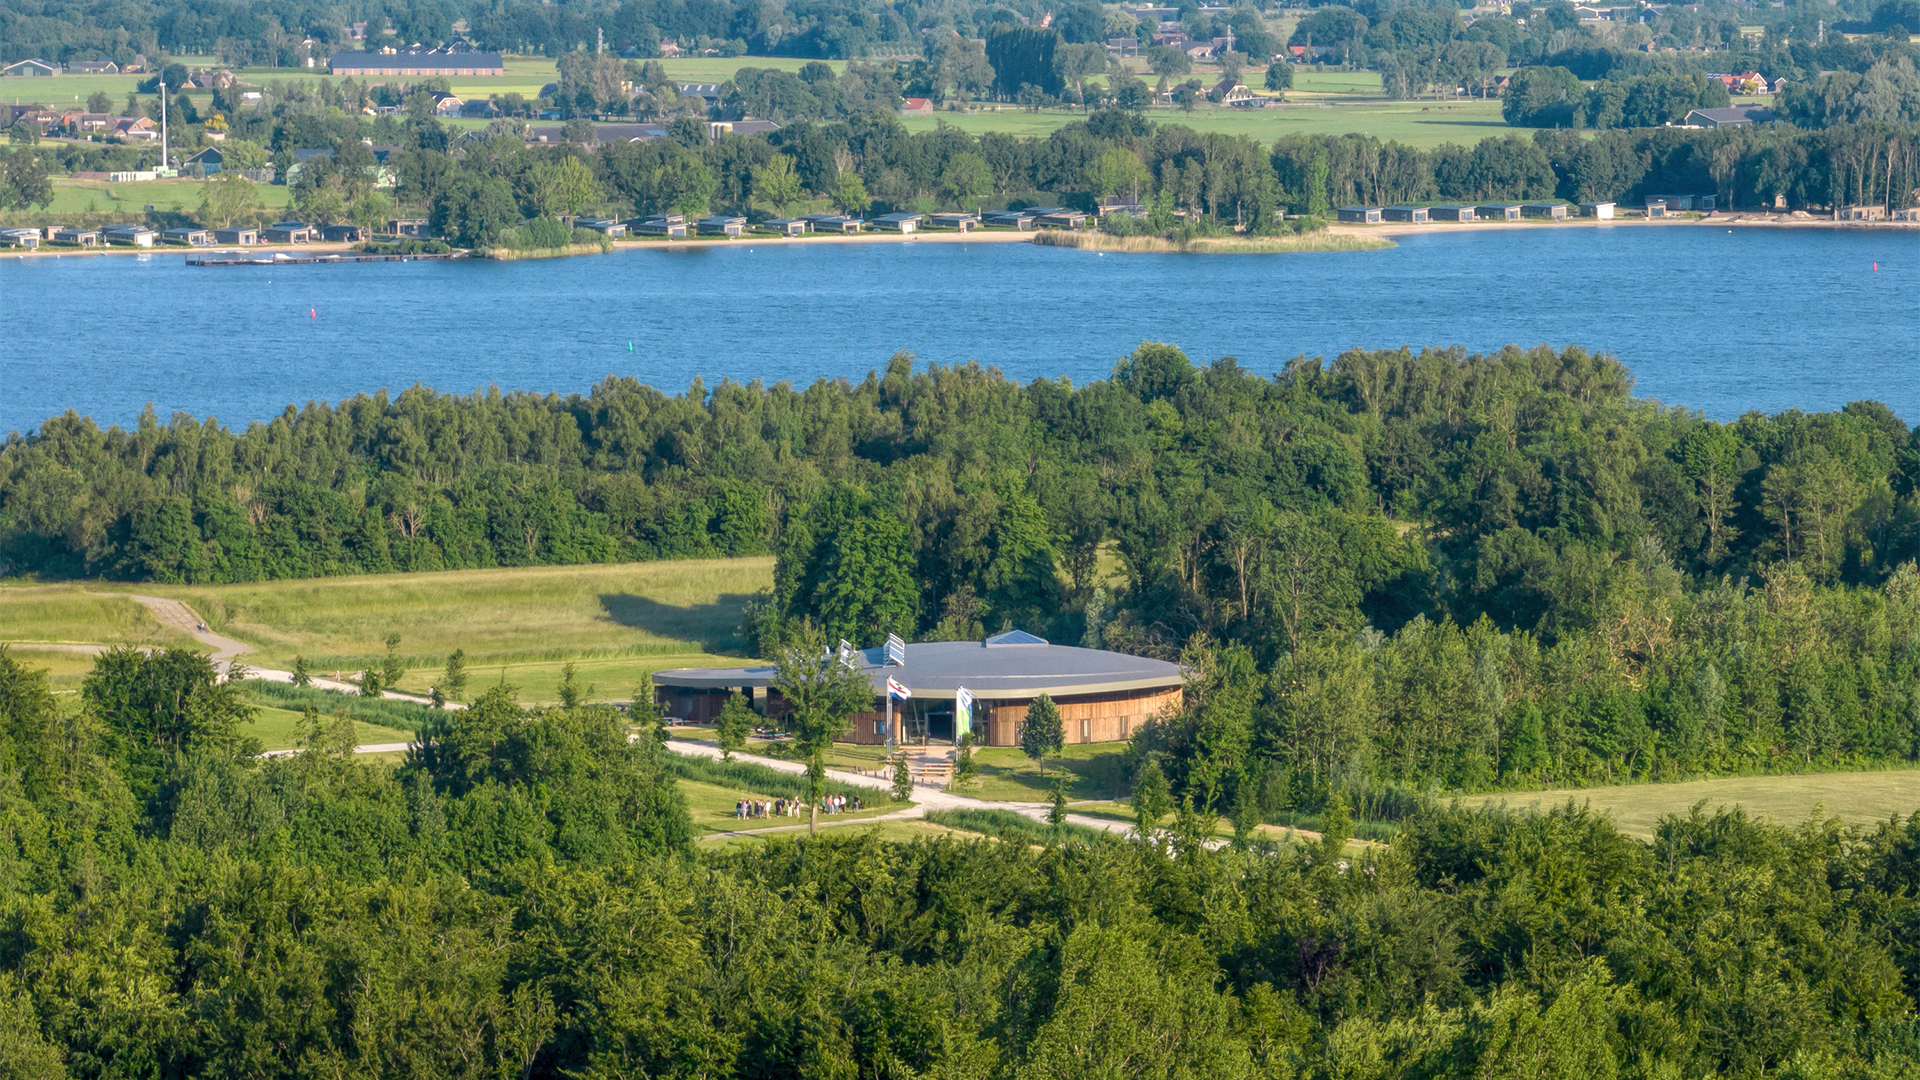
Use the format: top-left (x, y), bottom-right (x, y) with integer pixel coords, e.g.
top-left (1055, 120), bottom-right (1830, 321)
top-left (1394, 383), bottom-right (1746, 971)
top-left (12, 101), bottom-right (1914, 247)
top-left (1293, 0), bottom-right (1917, 105)
top-left (3, 640), bottom-right (1920, 1076)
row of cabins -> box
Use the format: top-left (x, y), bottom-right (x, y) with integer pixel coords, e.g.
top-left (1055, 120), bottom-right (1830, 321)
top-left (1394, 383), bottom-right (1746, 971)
top-left (4, 223), bottom-right (180, 248)
top-left (2, 221), bottom-right (402, 250)
top-left (576, 207), bottom-right (1090, 241)
top-left (1337, 196), bottom-right (1717, 225)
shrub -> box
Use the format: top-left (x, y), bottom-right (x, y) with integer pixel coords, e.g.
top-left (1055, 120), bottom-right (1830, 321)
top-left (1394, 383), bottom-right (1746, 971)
top-left (236, 679), bottom-right (432, 733)
top-left (926, 807), bottom-right (1107, 844)
top-left (663, 753), bottom-right (904, 804)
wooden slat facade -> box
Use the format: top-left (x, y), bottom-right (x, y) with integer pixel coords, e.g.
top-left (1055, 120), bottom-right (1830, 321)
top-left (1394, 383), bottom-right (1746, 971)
top-left (708, 684), bottom-right (1182, 746)
top-left (975, 686), bottom-right (1181, 747)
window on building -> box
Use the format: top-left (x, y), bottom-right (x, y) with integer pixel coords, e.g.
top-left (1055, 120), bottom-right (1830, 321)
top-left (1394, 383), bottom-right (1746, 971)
top-left (1080, 718), bottom-right (1091, 742)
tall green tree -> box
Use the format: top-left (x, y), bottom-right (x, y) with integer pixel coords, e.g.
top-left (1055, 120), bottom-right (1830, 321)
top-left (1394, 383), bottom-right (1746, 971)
top-left (1021, 694), bottom-right (1063, 770)
top-left (773, 621), bottom-right (874, 834)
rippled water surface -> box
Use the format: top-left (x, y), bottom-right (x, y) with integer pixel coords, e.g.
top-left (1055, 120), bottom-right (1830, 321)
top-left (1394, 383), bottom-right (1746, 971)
top-left (3, 225), bottom-right (1914, 434)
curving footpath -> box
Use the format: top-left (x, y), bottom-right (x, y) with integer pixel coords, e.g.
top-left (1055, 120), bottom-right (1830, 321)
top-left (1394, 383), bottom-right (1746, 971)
top-left (108, 592), bottom-right (441, 707)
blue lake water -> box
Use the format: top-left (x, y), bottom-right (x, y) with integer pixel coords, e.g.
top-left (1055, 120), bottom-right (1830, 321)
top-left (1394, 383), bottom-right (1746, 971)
top-left (2, 225), bottom-right (1915, 435)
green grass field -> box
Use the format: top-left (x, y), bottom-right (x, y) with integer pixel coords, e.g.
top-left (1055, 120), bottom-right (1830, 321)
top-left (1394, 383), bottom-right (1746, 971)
top-left (900, 98), bottom-right (1508, 149)
top-left (959, 743), bottom-right (1133, 802)
top-left (1460, 771), bottom-right (1920, 840)
top-left (0, 647), bottom-right (103, 694)
top-left (680, 777), bottom-right (893, 835)
top-left (0, 586), bottom-right (199, 650)
top-left (248, 704), bottom-right (416, 751)
top-left (103, 557), bottom-right (771, 668)
top-left (31, 177), bottom-right (289, 218)
top-left (5, 559), bottom-right (771, 706)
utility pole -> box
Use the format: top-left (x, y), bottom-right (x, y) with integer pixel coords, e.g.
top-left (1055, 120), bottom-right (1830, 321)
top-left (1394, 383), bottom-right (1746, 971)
top-left (159, 78), bottom-right (168, 173)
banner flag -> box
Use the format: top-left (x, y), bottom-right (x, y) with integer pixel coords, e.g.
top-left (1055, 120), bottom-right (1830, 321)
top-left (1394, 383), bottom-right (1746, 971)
top-left (955, 687), bottom-right (973, 738)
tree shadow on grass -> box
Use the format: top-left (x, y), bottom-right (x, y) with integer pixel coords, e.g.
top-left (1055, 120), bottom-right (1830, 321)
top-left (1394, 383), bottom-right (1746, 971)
top-left (978, 751), bottom-right (1132, 801)
top-left (598, 592), bottom-right (756, 654)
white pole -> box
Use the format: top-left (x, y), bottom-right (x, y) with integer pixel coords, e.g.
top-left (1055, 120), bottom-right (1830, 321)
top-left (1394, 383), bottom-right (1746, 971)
top-left (159, 79), bottom-right (168, 172)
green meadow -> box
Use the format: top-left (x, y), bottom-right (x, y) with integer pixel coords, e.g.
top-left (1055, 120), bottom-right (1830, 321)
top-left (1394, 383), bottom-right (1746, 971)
top-left (0, 585), bottom-right (197, 650)
top-left (901, 97), bottom-right (1509, 149)
top-left (1460, 770), bottom-right (1920, 840)
top-left (4, 557), bottom-right (772, 705)
top-left (34, 177), bottom-right (289, 218)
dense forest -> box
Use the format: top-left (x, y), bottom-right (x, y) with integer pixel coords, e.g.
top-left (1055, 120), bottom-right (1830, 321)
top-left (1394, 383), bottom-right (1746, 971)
top-left (3, 641), bottom-right (1920, 1077)
top-left (14, 344), bottom-right (1920, 803)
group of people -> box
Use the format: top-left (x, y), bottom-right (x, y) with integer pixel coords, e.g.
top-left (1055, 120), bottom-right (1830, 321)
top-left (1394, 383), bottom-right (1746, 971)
top-left (731, 793), bottom-right (863, 820)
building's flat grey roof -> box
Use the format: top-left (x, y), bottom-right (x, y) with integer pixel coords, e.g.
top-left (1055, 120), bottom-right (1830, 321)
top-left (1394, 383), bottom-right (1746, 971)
top-left (655, 634), bottom-right (1184, 701)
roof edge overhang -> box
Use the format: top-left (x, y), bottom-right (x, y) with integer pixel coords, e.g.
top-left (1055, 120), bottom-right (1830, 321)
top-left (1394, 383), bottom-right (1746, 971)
top-left (651, 669), bottom-right (1184, 702)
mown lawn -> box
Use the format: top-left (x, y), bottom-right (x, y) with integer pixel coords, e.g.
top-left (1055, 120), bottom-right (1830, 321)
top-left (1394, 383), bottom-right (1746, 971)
top-left (1459, 770), bottom-right (1920, 840)
top-left (36, 177), bottom-right (289, 218)
top-left (957, 743), bottom-right (1133, 802)
top-left (680, 777), bottom-right (893, 835)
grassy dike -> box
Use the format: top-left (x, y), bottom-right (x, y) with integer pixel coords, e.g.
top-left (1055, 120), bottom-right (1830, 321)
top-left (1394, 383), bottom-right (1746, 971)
top-left (1033, 229), bottom-right (1394, 254)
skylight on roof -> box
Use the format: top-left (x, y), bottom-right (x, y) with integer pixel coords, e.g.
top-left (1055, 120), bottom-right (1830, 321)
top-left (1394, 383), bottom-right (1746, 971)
top-left (984, 630), bottom-right (1048, 646)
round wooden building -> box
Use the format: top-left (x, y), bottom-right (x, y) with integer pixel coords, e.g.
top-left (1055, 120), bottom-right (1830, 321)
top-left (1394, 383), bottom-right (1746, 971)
top-left (653, 630), bottom-right (1183, 746)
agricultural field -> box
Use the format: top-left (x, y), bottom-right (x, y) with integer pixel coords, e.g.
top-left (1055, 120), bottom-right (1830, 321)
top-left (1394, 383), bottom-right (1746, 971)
top-left (1460, 770), bottom-right (1920, 840)
top-left (901, 97), bottom-right (1509, 149)
top-left (2, 55), bottom-right (850, 114)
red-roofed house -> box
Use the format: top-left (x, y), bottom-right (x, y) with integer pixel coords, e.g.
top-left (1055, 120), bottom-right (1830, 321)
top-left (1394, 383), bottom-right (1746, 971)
top-left (900, 97), bottom-right (933, 115)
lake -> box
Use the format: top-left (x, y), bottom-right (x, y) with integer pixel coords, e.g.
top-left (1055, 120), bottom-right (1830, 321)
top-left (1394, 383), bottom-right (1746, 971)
top-left (3, 225), bottom-right (1914, 435)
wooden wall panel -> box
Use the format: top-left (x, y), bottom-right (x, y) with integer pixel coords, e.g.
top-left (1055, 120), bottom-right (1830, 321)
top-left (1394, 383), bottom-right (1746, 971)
top-left (977, 686), bottom-right (1181, 746)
